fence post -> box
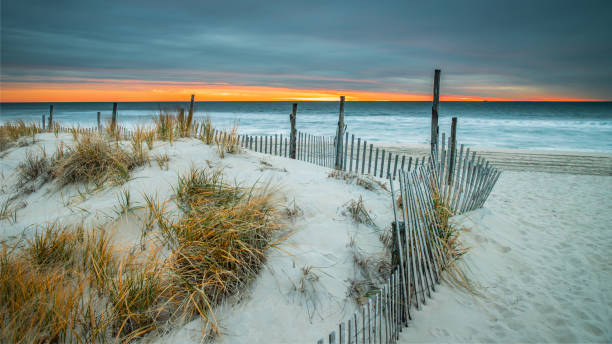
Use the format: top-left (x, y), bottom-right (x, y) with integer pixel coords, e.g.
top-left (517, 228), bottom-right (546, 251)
top-left (111, 102), bottom-right (118, 132)
top-left (187, 94), bottom-right (195, 130)
top-left (448, 117), bottom-right (457, 184)
top-left (431, 69), bottom-right (441, 155)
top-left (48, 104), bottom-right (54, 131)
top-left (335, 96), bottom-right (345, 170)
top-left (97, 112), bottom-right (101, 131)
top-left (42, 114), bottom-right (45, 131)
top-left (178, 108), bottom-right (185, 129)
top-left (290, 103), bottom-right (297, 159)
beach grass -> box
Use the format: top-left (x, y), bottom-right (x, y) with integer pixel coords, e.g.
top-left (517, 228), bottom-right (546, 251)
top-left (17, 148), bottom-right (52, 188)
top-left (162, 167), bottom-right (280, 336)
top-left (53, 134), bottom-right (146, 186)
top-left (430, 186), bottom-right (474, 293)
top-left (1, 163), bottom-right (281, 342)
top-left (0, 121), bottom-right (42, 151)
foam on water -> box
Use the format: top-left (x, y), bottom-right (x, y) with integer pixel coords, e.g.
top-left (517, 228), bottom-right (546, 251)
top-left (1, 101), bottom-right (611, 152)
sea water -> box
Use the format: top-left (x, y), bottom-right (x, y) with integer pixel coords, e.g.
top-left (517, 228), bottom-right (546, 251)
top-left (1, 101), bottom-right (611, 152)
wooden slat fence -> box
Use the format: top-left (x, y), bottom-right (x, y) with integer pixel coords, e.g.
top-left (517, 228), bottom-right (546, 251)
top-left (238, 131), bottom-right (337, 168)
top-left (315, 135), bottom-right (501, 343)
top-left (239, 129), bottom-right (429, 177)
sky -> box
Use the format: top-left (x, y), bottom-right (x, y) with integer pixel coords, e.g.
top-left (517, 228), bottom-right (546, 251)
top-left (1, 0), bottom-right (611, 102)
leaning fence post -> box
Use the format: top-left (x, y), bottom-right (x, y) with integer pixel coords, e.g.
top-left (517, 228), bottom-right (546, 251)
top-left (343, 132), bottom-right (349, 171)
top-left (290, 103), bottom-right (297, 159)
top-left (335, 96), bottom-right (345, 170)
top-left (349, 134), bottom-right (355, 172)
top-left (111, 102), bottom-right (118, 133)
top-left (48, 104), bottom-right (54, 131)
top-left (431, 69), bottom-right (441, 155)
top-left (368, 144), bottom-right (373, 174)
top-left (448, 117), bottom-right (457, 184)
top-left (187, 94), bottom-right (195, 130)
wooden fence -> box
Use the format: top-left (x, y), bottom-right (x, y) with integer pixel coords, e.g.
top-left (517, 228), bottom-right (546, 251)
top-left (316, 266), bottom-right (404, 344)
top-left (34, 72), bottom-right (503, 344)
top-left (240, 129), bottom-right (430, 177)
top-left (315, 131), bottom-right (501, 343)
top-left (237, 131), bottom-right (337, 168)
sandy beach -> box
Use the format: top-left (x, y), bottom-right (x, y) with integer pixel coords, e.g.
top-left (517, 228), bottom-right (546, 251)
top-left (1, 133), bottom-right (610, 343)
top-left (380, 144), bottom-right (612, 176)
top-left (398, 171), bottom-right (612, 343)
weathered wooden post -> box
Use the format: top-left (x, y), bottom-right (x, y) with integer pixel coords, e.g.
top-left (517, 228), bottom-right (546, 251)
top-left (48, 104), bottom-right (54, 131)
top-left (97, 112), bottom-right (101, 131)
top-left (431, 69), bottom-right (441, 155)
top-left (289, 103), bottom-right (297, 159)
top-left (334, 96), bottom-right (345, 170)
top-left (178, 108), bottom-right (185, 134)
top-left (42, 114), bottom-right (45, 131)
top-left (111, 102), bottom-right (118, 132)
top-left (448, 117), bottom-right (457, 184)
top-left (187, 94), bottom-right (195, 131)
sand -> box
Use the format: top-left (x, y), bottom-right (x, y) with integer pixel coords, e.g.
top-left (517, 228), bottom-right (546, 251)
top-left (1, 134), bottom-right (610, 343)
top-left (398, 171), bottom-right (612, 343)
top-left (379, 144), bottom-right (612, 176)
top-left (0, 133), bottom-right (394, 343)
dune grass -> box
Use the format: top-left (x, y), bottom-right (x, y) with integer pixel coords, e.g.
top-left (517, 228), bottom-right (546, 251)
top-left (161, 167), bottom-right (280, 336)
top-left (17, 149), bottom-right (52, 188)
top-left (344, 196), bottom-right (375, 226)
top-left (1, 166), bottom-right (281, 342)
top-left (53, 134), bottom-right (146, 186)
top-left (429, 187), bottom-right (474, 292)
top-left (328, 170), bottom-right (388, 192)
top-left (0, 121), bottom-right (42, 151)
top-left (1, 224), bottom-right (117, 343)
top-left (215, 123), bottom-right (240, 158)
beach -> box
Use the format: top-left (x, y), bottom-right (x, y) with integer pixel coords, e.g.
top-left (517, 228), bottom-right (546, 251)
top-left (1, 129), bottom-right (610, 343)
top-left (399, 171), bottom-right (612, 343)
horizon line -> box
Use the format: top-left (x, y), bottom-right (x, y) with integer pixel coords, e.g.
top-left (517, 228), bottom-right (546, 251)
top-left (0, 83), bottom-right (606, 103)
top-left (1, 98), bottom-right (610, 104)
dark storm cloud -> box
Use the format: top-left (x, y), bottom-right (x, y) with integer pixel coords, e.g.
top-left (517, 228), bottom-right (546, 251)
top-left (2, 0), bottom-right (611, 99)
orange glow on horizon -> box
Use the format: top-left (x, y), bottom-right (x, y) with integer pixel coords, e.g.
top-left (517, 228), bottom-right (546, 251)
top-left (0, 80), bottom-right (604, 102)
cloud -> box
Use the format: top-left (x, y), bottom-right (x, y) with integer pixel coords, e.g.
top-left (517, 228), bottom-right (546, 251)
top-left (2, 0), bottom-right (611, 100)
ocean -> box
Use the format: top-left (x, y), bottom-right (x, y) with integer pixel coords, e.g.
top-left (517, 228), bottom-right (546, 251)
top-left (1, 101), bottom-right (611, 153)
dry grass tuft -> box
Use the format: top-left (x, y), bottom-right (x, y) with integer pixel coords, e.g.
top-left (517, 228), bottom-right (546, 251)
top-left (290, 265), bottom-right (321, 319)
top-left (328, 170), bottom-right (388, 192)
top-left (162, 166), bottom-right (280, 336)
top-left (343, 196), bottom-right (375, 226)
top-left (215, 124), bottom-right (240, 158)
top-left (108, 254), bottom-right (165, 340)
top-left (0, 199), bottom-right (18, 224)
top-left (0, 121), bottom-right (42, 151)
top-left (1, 166), bottom-right (281, 342)
top-left (26, 223), bottom-right (78, 267)
top-left (153, 153), bottom-right (170, 170)
top-left (429, 185), bottom-right (475, 293)
top-left (346, 241), bottom-right (391, 304)
top-left (153, 110), bottom-right (176, 143)
top-left (17, 149), bottom-right (53, 188)
top-left (284, 197), bottom-right (302, 220)
top-left (197, 116), bottom-right (215, 145)
top-left (0, 224), bottom-right (118, 343)
top-left (53, 134), bottom-right (145, 186)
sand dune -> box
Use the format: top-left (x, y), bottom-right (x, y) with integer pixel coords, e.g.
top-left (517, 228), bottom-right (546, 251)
top-left (1, 134), bottom-right (610, 343)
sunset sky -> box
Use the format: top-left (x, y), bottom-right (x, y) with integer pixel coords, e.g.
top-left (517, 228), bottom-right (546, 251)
top-left (1, 0), bottom-right (611, 102)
